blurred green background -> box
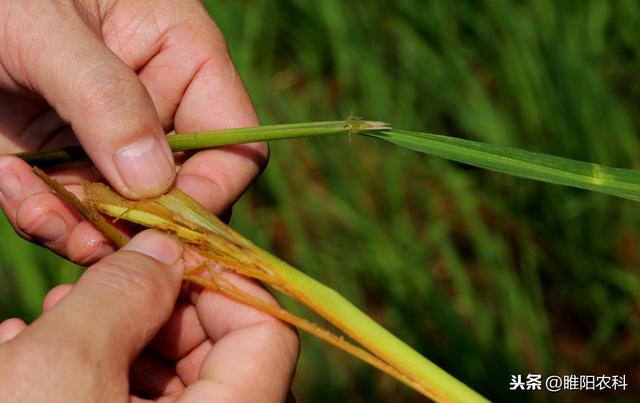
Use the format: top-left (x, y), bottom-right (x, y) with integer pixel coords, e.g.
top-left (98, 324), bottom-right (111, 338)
top-left (2, 0), bottom-right (640, 401)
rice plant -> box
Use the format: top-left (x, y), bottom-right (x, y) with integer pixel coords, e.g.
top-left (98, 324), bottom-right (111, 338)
top-left (18, 116), bottom-right (640, 401)
top-left (3, 1), bottom-right (640, 402)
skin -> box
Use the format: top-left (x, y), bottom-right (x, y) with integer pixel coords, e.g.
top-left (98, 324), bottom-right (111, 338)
top-left (0, 230), bottom-right (299, 402)
top-left (0, 1), bottom-right (298, 401)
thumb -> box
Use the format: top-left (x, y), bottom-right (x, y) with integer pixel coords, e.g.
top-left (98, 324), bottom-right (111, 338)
top-left (27, 230), bottom-right (184, 370)
top-left (0, 3), bottom-right (175, 198)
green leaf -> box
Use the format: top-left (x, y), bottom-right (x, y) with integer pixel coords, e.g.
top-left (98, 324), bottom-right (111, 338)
top-left (369, 130), bottom-right (640, 202)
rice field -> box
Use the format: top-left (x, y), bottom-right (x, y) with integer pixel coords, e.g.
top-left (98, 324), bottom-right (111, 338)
top-left (2, 1), bottom-right (640, 401)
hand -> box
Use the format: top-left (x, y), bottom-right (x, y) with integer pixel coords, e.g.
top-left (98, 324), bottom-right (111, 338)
top-left (0, 0), bottom-right (267, 264)
top-left (0, 230), bottom-right (299, 402)
top-left (0, 4), bottom-right (296, 401)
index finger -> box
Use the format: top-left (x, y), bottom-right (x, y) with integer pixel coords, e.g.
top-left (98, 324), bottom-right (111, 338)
top-left (142, 2), bottom-right (267, 213)
top-left (179, 272), bottom-right (299, 403)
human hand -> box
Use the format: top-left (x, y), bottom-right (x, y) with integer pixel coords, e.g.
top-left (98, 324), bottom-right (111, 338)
top-left (0, 0), bottom-right (267, 264)
top-left (0, 230), bottom-right (298, 402)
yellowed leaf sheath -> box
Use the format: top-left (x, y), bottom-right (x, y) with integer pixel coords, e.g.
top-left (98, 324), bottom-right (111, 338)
top-left (34, 168), bottom-right (487, 402)
top-left (82, 183), bottom-right (486, 402)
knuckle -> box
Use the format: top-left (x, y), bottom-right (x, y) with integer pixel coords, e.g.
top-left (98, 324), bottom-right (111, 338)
top-left (65, 222), bottom-right (113, 266)
top-left (14, 193), bottom-right (69, 248)
top-left (73, 64), bottom-right (155, 133)
top-left (88, 252), bottom-right (169, 307)
top-left (72, 63), bottom-right (160, 145)
top-left (77, 66), bottom-right (139, 116)
top-left (15, 193), bottom-right (51, 231)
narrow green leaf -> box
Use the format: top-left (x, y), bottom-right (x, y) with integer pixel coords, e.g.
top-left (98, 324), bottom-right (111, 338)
top-left (369, 130), bottom-right (640, 202)
top-left (15, 121), bottom-right (640, 202)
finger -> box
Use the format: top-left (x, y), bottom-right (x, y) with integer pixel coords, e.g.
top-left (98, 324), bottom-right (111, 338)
top-left (30, 125), bottom-right (81, 152)
top-left (173, 42), bottom-right (268, 213)
top-left (102, 0), bottom-right (206, 131)
top-left (148, 304), bottom-right (207, 360)
top-left (42, 284), bottom-right (73, 313)
top-left (0, 156), bottom-right (81, 244)
top-left (174, 143), bottom-right (268, 215)
top-left (175, 339), bottom-right (213, 386)
top-left (0, 2), bottom-right (175, 199)
top-left (0, 318), bottom-right (26, 343)
top-left (0, 91), bottom-right (49, 153)
top-left (130, 352), bottom-right (184, 400)
top-left (65, 221), bottom-right (116, 265)
top-left (5, 107), bottom-right (70, 153)
top-left (180, 272), bottom-right (298, 403)
top-left (18, 230), bottom-right (184, 372)
top-left (101, 0), bottom-right (267, 213)
top-left (0, 156), bottom-right (116, 264)
top-left (47, 165), bottom-right (102, 186)
top-left (168, 6), bottom-right (266, 213)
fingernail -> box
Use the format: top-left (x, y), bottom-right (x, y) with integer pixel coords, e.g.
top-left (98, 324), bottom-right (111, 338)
top-left (113, 137), bottom-right (175, 197)
top-left (123, 230), bottom-right (182, 265)
top-left (0, 172), bottom-right (22, 201)
top-left (31, 212), bottom-right (68, 244)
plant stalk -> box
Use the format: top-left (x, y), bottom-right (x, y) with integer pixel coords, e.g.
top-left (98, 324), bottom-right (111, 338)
top-left (73, 180), bottom-right (487, 402)
top-left (260, 250), bottom-right (487, 403)
top-left (13, 120), bottom-right (640, 202)
top-left (14, 120), bottom-right (389, 168)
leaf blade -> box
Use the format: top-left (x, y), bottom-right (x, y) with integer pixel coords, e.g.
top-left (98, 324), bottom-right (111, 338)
top-left (369, 129), bottom-right (640, 201)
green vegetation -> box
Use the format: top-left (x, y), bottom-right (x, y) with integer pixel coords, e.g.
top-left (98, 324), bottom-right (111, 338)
top-left (3, 1), bottom-right (640, 401)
